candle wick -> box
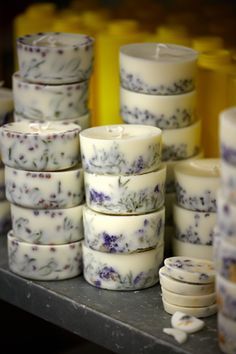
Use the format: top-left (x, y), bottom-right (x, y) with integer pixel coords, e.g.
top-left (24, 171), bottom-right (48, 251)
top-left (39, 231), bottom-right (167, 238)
top-left (106, 126), bottom-right (124, 139)
top-left (32, 34), bottom-right (60, 47)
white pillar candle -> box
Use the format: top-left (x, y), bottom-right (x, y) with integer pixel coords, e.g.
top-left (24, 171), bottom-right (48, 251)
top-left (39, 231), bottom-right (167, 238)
top-left (162, 298), bottom-right (217, 317)
top-left (83, 205), bottom-right (164, 253)
top-left (80, 124), bottom-right (162, 175)
top-left (13, 72), bottom-right (89, 121)
top-left (0, 121), bottom-right (80, 171)
top-left (165, 149), bottom-right (203, 193)
top-left (162, 120), bottom-right (201, 161)
top-left (14, 111), bottom-right (91, 131)
top-left (172, 237), bottom-right (213, 261)
top-left (5, 165), bottom-right (84, 209)
top-left (217, 275), bottom-right (236, 321)
top-left (221, 160), bottom-right (236, 204)
top-left (218, 312), bottom-right (236, 354)
top-left (161, 287), bottom-right (216, 307)
top-left (159, 266), bottom-right (215, 296)
top-left (120, 87), bottom-right (196, 129)
top-left (220, 107), bottom-right (236, 166)
top-left (213, 226), bottom-right (221, 262)
top-left (173, 204), bottom-right (216, 245)
top-left (217, 189), bottom-right (236, 244)
top-left (17, 32), bottom-right (94, 84)
top-left (8, 230), bottom-right (83, 280)
top-left (0, 87), bottom-right (13, 125)
top-left (11, 203), bottom-right (84, 245)
top-left (120, 43), bottom-right (198, 95)
top-left (83, 242), bottom-right (164, 290)
top-left (0, 199), bottom-right (11, 233)
top-left (174, 158), bottom-right (220, 212)
top-left (84, 165), bottom-right (166, 215)
top-left (217, 239), bottom-right (236, 283)
top-left (164, 256), bottom-right (215, 284)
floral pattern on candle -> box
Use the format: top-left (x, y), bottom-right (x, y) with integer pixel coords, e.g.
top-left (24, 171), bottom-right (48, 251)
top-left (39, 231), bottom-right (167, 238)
top-left (13, 72), bottom-right (89, 121)
top-left (217, 276), bottom-right (236, 321)
top-left (8, 230), bottom-right (83, 280)
top-left (162, 144), bottom-right (199, 161)
top-left (11, 204), bottom-right (84, 245)
top-left (1, 122), bottom-right (80, 171)
top-left (83, 207), bottom-right (164, 253)
top-left (17, 32), bottom-right (94, 84)
top-left (5, 166), bottom-right (84, 209)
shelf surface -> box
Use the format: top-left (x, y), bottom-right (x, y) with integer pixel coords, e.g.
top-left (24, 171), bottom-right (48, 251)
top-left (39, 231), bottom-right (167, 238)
top-left (0, 236), bottom-right (220, 354)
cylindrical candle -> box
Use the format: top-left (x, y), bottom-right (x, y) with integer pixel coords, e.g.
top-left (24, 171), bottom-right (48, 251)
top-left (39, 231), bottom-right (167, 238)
top-left (84, 165), bottom-right (166, 215)
top-left (13, 72), bottom-right (89, 121)
top-left (162, 297), bottom-right (217, 317)
top-left (174, 158), bottom-right (220, 212)
top-left (172, 237), bottom-right (213, 261)
top-left (162, 287), bottom-right (216, 307)
top-left (217, 189), bottom-right (236, 243)
top-left (120, 88), bottom-right (196, 129)
top-left (120, 43), bottom-right (198, 95)
top-left (83, 205), bottom-right (164, 253)
top-left (0, 121), bottom-right (80, 171)
top-left (11, 203), bottom-right (84, 245)
top-left (218, 312), bottom-right (236, 354)
top-left (220, 107), bottom-right (236, 166)
top-left (5, 165), bottom-right (84, 209)
top-left (80, 124), bottom-right (162, 175)
top-left (217, 274), bottom-right (236, 321)
top-left (17, 32), bottom-right (94, 84)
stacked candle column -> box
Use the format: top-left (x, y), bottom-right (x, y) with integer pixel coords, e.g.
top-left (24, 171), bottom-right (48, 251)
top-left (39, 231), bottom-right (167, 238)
top-left (0, 31), bottom-right (95, 281)
top-left (215, 107), bottom-right (236, 354)
top-left (119, 43), bottom-right (202, 256)
top-left (13, 32), bottom-right (95, 130)
top-left (0, 87), bottom-right (14, 235)
top-left (172, 158), bottom-right (221, 261)
top-left (80, 124), bottom-right (166, 291)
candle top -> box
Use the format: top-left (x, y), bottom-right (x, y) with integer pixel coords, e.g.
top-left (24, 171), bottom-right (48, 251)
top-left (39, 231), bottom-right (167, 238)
top-left (80, 124), bottom-right (162, 140)
top-left (120, 43), bottom-right (198, 63)
top-left (17, 32), bottom-right (94, 49)
top-left (1, 121), bottom-right (80, 136)
top-left (175, 158), bottom-right (220, 178)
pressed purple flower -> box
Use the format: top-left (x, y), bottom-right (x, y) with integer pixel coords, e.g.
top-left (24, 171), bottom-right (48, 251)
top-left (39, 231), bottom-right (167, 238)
top-left (144, 219), bottom-right (149, 226)
top-left (99, 266), bottom-right (118, 280)
top-left (89, 189), bottom-right (111, 203)
top-left (134, 272), bottom-right (144, 285)
top-left (95, 280), bottom-right (101, 287)
top-left (102, 232), bottom-right (120, 252)
top-left (154, 184), bottom-right (160, 193)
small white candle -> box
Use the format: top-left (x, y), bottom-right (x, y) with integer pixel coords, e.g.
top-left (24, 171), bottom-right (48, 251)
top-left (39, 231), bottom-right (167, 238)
top-left (17, 32), bottom-right (94, 84)
top-left (220, 106), bottom-right (236, 166)
top-left (120, 43), bottom-right (198, 95)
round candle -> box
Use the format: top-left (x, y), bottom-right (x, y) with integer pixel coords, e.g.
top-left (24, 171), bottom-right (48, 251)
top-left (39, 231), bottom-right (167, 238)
top-left (174, 158), bottom-right (221, 212)
top-left (83, 241), bottom-right (164, 290)
top-left (120, 43), bottom-right (198, 95)
top-left (17, 32), bottom-right (94, 84)
top-left (221, 160), bottom-right (236, 204)
top-left (8, 230), bottom-right (83, 280)
top-left (120, 87), bottom-right (197, 129)
top-left (11, 203), bottom-right (84, 245)
top-left (84, 165), bottom-right (166, 215)
top-left (83, 206), bottom-right (164, 253)
top-left (13, 72), bottom-right (89, 121)
top-left (162, 287), bottom-right (216, 307)
top-left (217, 189), bottom-right (236, 244)
top-left (217, 275), bottom-right (236, 321)
top-left (162, 298), bottom-right (217, 317)
top-left (0, 121), bottom-right (80, 171)
top-left (220, 107), bottom-right (236, 166)
top-left (14, 111), bottom-right (91, 131)
top-left (0, 87), bottom-right (13, 125)
top-left (162, 120), bottom-right (201, 161)
top-left (5, 165), bottom-right (84, 209)
top-left (80, 124), bottom-right (162, 175)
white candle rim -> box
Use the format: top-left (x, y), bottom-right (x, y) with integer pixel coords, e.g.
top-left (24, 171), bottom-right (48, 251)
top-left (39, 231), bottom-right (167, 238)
top-left (174, 158), bottom-right (220, 178)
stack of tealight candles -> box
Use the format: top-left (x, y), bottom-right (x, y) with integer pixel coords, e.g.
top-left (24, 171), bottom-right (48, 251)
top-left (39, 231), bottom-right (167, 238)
top-left (13, 32), bottom-right (94, 130)
top-left (173, 158), bottom-right (221, 261)
top-left (0, 31), bottom-right (95, 281)
top-left (119, 43), bottom-right (202, 255)
top-left (215, 107), bottom-right (236, 354)
top-left (80, 124), bottom-right (166, 290)
top-left (0, 86), bottom-right (14, 234)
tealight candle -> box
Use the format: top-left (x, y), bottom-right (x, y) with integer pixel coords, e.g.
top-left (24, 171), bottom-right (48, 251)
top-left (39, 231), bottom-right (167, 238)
top-left (162, 120), bottom-right (201, 161)
top-left (218, 312), bottom-right (236, 354)
top-left (162, 287), bottom-right (216, 307)
top-left (0, 87), bottom-right (13, 125)
top-left (217, 275), bottom-right (236, 321)
top-left (8, 230), bottom-right (83, 280)
top-left (120, 88), bottom-right (196, 129)
top-left (5, 165), bottom-right (84, 209)
top-left (162, 298), bottom-right (217, 317)
top-left (173, 204), bottom-right (216, 245)
top-left (13, 72), bottom-right (89, 121)
top-left (14, 111), bottom-right (91, 131)
top-left (83, 206), bottom-right (164, 253)
top-left (83, 241), bottom-right (164, 290)
top-left (17, 32), bottom-right (94, 84)
top-left (11, 203), bottom-right (84, 245)
top-left (0, 121), bottom-right (80, 171)
top-left (174, 158), bottom-right (221, 212)
top-left (80, 124), bottom-right (162, 175)
top-left (220, 107), bottom-right (236, 166)
top-left (84, 165), bottom-right (166, 215)
top-left (120, 43), bottom-right (198, 95)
